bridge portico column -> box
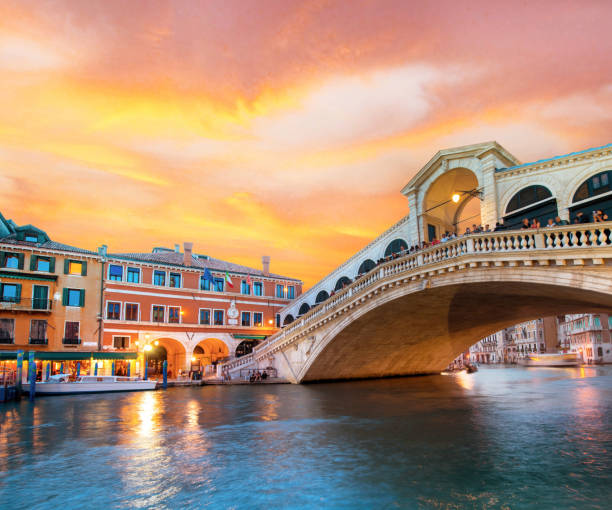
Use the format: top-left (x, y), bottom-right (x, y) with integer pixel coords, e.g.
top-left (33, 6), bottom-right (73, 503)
top-left (478, 153), bottom-right (499, 228)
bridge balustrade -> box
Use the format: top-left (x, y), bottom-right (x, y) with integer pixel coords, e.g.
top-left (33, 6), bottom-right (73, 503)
top-left (222, 223), bottom-right (612, 372)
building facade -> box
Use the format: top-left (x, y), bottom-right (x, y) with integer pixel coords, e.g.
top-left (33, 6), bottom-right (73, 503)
top-left (562, 313), bottom-right (612, 364)
top-left (101, 243), bottom-right (302, 378)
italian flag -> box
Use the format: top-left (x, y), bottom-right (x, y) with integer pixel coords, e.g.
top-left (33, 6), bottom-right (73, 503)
top-left (224, 271), bottom-right (234, 288)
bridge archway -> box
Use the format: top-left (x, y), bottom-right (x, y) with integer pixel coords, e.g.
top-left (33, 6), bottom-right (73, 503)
top-left (334, 276), bottom-right (352, 291)
top-left (503, 185), bottom-right (557, 229)
top-left (384, 239), bottom-right (408, 257)
top-left (297, 268), bottom-right (612, 382)
top-left (298, 302), bottom-right (311, 315)
top-left (283, 314), bottom-right (294, 326)
top-left (315, 290), bottom-right (329, 303)
top-left (423, 167), bottom-right (480, 239)
top-left (148, 337), bottom-right (186, 379)
top-left (357, 259), bottom-right (376, 275)
top-left (569, 170), bottom-right (612, 222)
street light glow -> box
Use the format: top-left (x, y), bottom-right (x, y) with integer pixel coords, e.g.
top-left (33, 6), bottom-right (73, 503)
top-left (144, 344), bottom-right (152, 352)
top-left (452, 193), bottom-right (461, 203)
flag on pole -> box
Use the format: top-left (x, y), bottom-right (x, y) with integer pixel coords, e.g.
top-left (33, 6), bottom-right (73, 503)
top-left (224, 271), bottom-right (234, 287)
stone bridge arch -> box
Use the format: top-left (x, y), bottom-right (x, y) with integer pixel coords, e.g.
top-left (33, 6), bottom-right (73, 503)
top-left (296, 267), bottom-right (612, 382)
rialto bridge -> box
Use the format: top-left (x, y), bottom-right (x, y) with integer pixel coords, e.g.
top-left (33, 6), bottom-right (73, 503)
top-left (222, 141), bottom-right (612, 382)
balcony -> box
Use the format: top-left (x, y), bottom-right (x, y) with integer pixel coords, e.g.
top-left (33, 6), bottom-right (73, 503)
top-left (62, 338), bottom-right (81, 345)
top-left (0, 298), bottom-right (52, 312)
top-left (29, 338), bottom-right (48, 345)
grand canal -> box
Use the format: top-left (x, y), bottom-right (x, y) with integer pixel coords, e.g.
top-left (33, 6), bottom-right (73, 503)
top-left (1, 366), bottom-right (611, 509)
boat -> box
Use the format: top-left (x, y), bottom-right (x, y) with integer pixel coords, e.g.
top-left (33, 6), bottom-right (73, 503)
top-left (23, 373), bottom-right (157, 395)
top-left (518, 352), bottom-right (581, 367)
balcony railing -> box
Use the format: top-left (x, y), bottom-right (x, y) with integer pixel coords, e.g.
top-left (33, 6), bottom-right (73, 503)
top-left (62, 338), bottom-right (81, 345)
top-left (0, 337), bottom-right (14, 344)
top-left (29, 338), bottom-right (48, 345)
top-left (0, 298), bottom-right (52, 312)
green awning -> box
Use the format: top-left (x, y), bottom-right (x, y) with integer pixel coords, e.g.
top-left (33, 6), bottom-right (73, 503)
top-left (34, 352), bottom-right (93, 361)
top-left (0, 270), bottom-right (57, 281)
top-left (91, 352), bottom-right (138, 360)
top-left (232, 334), bottom-right (267, 340)
top-left (0, 351), bottom-right (19, 360)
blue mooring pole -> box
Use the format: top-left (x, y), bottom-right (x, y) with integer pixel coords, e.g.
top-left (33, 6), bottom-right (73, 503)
top-left (60, 362), bottom-right (64, 374)
top-left (127, 361), bottom-right (131, 377)
top-left (94, 362), bottom-right (98, 376)
top-left (163, 360), bottom-right (168, 389)
top-left (45, 362), bottom-right (50, 381)
top-left (76, 362), bottom-right (80, 377)
top-left (111, 361), bottom-right (115, 376)
top-left (144, 356), bottom-right (148, 381)
top-left (28, 351), bottom-right (36, 402)
top-left (16, 350), bottom-right (24, 399)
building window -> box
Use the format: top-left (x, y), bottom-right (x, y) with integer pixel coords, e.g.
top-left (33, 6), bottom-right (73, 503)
top-left (108, 264), bottom-right (123, 281)
top-left (25, 235), bottom-right (38, 243)
top-left (153, 270), bottom-right (166, 286)
top-left (169, 272), bottom-right (181, 288)
top-left (152, 305), bottom-right (165, 322)
top-left (241, 311), bottom-right (251, 327)
top-left (214, 310), bottom-right (224, 325)
top-left (253, 281), bottom-right (263, 296)
top-left (168, 307), bottom-right (180, 323)
top-left (68, 261), bottom-right (83, 275)
top-left (1, 283), bottom-right (20, 302)
top-left (64, 321), bottom-right (80, 344)
top-left (213, 278), bottom-right (224, 292)
top-left (241, 280), bottom-right (251, 295)
top-left (36, 257), bottom-right (51, 272)
top-left (3, 254), bottom-right (19, 269)
top-left (254, 312), bottom-right (263, 327)
top-left (127, 267), bottom-right (140, 283)
top-left (276, 314), bottom-right (280, 327)
top-left (200, 275), bottom-right (210, 291)
top-left (113, 336), bottom-right (130, 349)
top-left (276, 284), bottom-right (284, 298)
top-left (199, 309), bottom-right (211, 325)
top-left (125, 303), bottom-right (139, 321)
top-left (107, 302), bottom-right (121, 320)
top-left (64, 288), bottom-right (84, 307)
top-left (29, 319), bottom-right (47, 344)
top-left (287, 286), bottom-right (295, 299)
top-left (0, 319), bottom-right (15, 344)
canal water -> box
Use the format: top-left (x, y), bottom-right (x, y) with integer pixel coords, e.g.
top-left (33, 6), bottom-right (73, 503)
top-left (1, 366), bottom-right (611, 509)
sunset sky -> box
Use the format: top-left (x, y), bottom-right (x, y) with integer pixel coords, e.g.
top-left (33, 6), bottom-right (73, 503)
top-left (1, 0), bottom-right (611, 287)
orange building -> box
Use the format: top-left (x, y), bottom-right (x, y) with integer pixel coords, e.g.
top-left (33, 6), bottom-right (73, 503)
top-left (0, 212), bottom-right (109, 378)
top-left (101, 243), bottom-right (302, 378)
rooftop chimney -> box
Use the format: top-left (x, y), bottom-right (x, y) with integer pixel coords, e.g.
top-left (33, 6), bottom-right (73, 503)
top-left (262, 255), bottom-right (270, 276)
top-left (184, 242), bottom-right (193, 266)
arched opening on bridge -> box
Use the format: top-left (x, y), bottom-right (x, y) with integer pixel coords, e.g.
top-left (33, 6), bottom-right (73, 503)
top-left (503, 185), bottom-right (557, 229)
top-left (315, 290), bottom-right (330, 303)
top-left (147, 337), bottom-right (186, 379)
top-left (455, 195), bottom-right (482, 233)
top-left (357, 259), bottom-right (376, 276)
top-left (570, 171), bottom-right (612, 222)
top-left (334, 276), bottom-right (352, 291)
top-left (423, 167), bottom-right (480, 239)
top-left (193, 338), bottom-right (230, 367)
top-left (298, 302), bottom-right (311, 315)
top-left (283, 314), bottom-right (294, 326)
top-left (384, 239), bottom-right (408, 257)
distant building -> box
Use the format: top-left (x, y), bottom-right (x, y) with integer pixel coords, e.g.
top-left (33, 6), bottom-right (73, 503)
top-left (562, 313), bottom-right (612, 364)
top-left (469, 330), bottom-right (504, 363)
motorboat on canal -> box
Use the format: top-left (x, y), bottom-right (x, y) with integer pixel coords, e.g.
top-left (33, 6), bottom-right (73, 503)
top-left (23, 374), bottom-right (157, 395)
top-left (518, 352), bottom-right (581, 367)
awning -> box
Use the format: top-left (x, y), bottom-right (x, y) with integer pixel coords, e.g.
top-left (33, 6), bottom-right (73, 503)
top-left (0, 351), bottom-right (19, 360)
top-left (232, 334), bottom-right (267, 340)
top-left (0, 270), bottom-right (57, 282)
top-left (91, 352), bottom-right (138, 360)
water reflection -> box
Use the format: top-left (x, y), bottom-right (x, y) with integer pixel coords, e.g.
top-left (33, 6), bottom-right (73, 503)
top-left (0, 367), bottom-right (610, 509)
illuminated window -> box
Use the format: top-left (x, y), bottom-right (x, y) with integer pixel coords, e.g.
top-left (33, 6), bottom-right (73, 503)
top-left (69, 261), bottom-right (83, 275)
top-left (254, 312), bottom-right (263, 327)
top-left (168, 307), bottom-right (180, 323)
